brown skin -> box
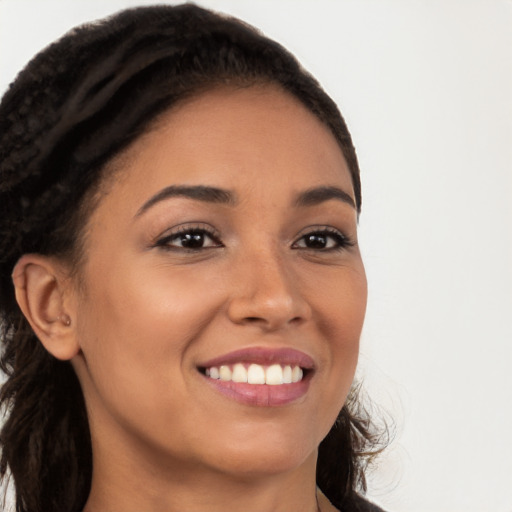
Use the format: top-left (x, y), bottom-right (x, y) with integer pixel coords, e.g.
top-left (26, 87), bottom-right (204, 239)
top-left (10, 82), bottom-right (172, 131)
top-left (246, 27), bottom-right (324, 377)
top-left (13, 85), bottom-right (366, 512)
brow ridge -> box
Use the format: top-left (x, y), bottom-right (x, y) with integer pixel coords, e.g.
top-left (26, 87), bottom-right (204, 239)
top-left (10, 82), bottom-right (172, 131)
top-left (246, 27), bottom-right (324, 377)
top-left (136, 185), bottom-right (236, 216)
top-left (294, 186), bottom-right (356, 209)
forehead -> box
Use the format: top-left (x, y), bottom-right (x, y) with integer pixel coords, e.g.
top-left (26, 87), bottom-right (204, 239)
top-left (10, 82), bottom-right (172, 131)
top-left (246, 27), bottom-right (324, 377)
top-left (101, 84), bottom-right (353, 208)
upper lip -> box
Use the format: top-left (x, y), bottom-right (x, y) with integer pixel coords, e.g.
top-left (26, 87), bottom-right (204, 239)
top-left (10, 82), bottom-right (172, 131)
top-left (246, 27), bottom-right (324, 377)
top-left (198, 347), bottom-right (315, 370)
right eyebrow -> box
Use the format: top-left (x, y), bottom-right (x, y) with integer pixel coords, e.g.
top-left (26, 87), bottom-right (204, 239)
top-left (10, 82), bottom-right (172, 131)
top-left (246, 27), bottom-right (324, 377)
top-left (135, 185), bottom-right (236, 217)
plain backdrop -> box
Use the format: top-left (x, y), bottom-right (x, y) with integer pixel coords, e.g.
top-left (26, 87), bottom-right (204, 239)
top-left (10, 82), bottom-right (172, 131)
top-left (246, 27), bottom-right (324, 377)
top-left (1, 1), bottom-right (511, 511)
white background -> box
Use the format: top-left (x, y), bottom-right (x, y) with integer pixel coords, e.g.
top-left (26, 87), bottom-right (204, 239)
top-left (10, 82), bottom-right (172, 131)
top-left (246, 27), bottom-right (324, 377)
top-left (1, 1), bottom-right (511, 511)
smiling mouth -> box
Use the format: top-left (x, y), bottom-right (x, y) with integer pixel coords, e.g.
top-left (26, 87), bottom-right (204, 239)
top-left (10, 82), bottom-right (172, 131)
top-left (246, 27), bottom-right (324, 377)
top-left (196, 347), bottom-right (314, 406)
top-left (199, 363), bottom-right (306, 385)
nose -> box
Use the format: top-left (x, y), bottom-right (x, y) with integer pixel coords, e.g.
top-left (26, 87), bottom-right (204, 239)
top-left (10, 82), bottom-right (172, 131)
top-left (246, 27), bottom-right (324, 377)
top-left (226, 247), bottom-right (312, 331)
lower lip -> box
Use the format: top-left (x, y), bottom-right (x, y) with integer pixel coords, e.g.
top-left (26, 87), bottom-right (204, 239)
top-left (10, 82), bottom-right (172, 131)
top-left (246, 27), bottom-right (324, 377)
top-left (201, 373), bottom-right (312, 407)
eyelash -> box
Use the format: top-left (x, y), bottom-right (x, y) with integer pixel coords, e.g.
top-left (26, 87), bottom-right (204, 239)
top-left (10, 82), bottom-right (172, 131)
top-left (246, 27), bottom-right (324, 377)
top-left (154, 225), bottom-right (354, 252)
top-left (154, 224), bottom-right (223, 252)
top-left (291, 227), bottom-right (354, 252)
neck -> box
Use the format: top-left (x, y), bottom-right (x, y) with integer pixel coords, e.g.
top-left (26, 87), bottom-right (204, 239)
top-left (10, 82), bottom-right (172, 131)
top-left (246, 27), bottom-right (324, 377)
top-left (83, 441), bottom-right (324, 512)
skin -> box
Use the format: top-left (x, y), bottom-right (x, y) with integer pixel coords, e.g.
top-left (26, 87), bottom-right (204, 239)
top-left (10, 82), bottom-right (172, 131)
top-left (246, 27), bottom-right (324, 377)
top-left (18, 85), bottom-right (367, 512)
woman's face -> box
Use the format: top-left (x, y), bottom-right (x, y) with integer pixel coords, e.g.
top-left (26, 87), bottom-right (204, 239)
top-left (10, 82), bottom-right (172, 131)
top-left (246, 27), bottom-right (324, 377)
top-left (70, 85), bottom-right (367, 479)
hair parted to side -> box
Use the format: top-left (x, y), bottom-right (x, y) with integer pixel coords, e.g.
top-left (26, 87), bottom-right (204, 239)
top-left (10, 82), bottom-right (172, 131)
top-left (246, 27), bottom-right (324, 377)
top-left (0, 4), bottom-right (384, 512)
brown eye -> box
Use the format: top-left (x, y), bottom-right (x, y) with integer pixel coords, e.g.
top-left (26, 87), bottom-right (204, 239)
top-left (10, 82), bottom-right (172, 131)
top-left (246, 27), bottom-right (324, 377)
top-left (293, 229), bottom-right (352, 251)
top-left (156, 228), bottom-right (222, 251)
top-left (178, 231), bottom-right (209, 249)
top-left (303, 233), bottom-right (330, 249)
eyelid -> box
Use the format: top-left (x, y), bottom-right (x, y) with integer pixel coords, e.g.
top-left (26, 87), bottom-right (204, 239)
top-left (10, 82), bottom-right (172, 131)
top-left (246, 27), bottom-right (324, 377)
top-left (153, 222), bottom-right (223, 249)
top-left (291, 225), bottom-right (355, 250)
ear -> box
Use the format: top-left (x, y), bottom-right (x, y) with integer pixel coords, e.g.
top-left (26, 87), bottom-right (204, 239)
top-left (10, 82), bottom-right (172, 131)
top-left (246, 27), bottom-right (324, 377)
top-left (12, 254), bottom-right (80, 361)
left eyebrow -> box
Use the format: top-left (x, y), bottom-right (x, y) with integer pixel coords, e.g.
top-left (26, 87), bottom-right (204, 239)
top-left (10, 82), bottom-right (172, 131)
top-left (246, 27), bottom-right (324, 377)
top-left (294, 186), bottom-right (356, 209)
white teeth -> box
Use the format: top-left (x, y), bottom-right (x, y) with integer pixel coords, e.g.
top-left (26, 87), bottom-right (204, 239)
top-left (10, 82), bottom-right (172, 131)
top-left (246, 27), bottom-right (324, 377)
top-left (231, 363), bottom-right (248, 383)
top-left (283, 365), bottom-right (292, 384)
top-left (247, 364), bottom-right (266, 384)
top-left (205, 363), bottom-right (304, 385)
top-left (265, 364), bottom-right (283, 385)
top-left (219, 365), bottom-right (231, 381)
top-left (291, 366), bottom-right (303, 383)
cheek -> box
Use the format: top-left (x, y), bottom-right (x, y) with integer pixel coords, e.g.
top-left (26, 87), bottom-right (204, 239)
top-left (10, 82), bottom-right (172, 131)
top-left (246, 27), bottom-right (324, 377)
top-left (80, 255), bottom-right (224, 342)
top-left (310, 264), bottom-right (367, 402)
top-left (313, 262), bottom-right (367, 342)
top-left (73, 258), bottom-right (227, 409)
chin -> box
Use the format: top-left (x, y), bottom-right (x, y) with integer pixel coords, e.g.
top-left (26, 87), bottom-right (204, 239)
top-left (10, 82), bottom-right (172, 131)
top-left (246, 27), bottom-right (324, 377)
top-left (196, 425), bottom-right (319, 479)
top-left (215, 450), bottom-right (315, 480)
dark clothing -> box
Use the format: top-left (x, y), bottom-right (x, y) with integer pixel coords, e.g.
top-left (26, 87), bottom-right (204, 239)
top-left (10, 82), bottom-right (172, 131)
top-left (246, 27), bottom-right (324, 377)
top-left (348, 494), bottom-right (386, 512)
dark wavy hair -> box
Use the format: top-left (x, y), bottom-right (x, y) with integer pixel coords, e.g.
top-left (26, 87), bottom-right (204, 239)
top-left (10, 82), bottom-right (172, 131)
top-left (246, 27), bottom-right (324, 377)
top-left (0, 4), bottom-right (384, 512)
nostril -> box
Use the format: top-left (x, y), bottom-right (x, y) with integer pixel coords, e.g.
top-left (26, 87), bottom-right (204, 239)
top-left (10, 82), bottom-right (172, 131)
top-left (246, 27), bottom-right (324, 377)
top-left (240, 314), bottom-right (306, 329)
top-left (227, 291), bottom-right (312, 330)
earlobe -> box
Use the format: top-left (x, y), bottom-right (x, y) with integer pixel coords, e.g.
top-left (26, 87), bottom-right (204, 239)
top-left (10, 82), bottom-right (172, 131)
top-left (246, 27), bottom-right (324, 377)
top-left (12, 254), bottom-right (80, 361)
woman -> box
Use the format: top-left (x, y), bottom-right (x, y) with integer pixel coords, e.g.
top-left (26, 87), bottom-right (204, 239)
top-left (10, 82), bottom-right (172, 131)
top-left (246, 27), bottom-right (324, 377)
top-left (0, 4), bottom-right (386, 512)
